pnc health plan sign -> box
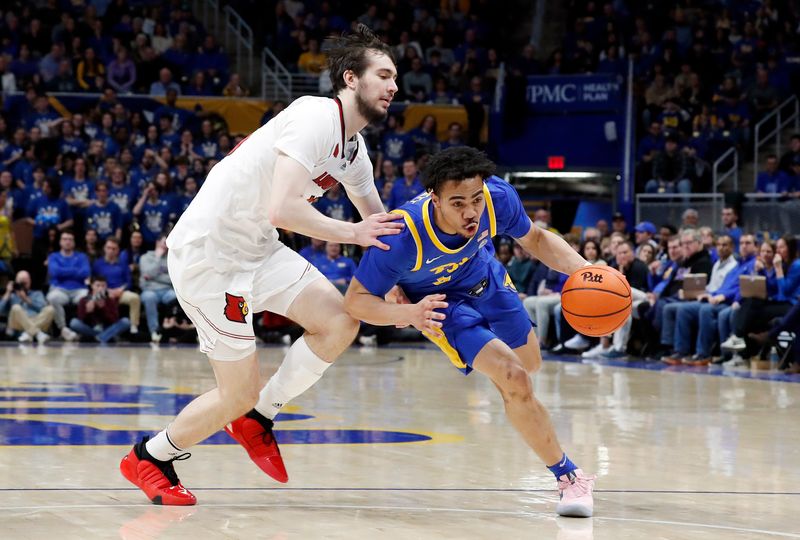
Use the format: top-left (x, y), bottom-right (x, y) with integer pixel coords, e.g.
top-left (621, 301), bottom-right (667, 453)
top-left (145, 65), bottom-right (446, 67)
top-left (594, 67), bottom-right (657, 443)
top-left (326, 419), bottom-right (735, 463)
top-left (525, 74), bottom-right (622, 113)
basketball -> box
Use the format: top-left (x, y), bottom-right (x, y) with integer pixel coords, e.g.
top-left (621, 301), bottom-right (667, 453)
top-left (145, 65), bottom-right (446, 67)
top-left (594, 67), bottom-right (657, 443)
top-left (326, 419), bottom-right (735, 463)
top-left (560, 265), bottom-right (633, 337)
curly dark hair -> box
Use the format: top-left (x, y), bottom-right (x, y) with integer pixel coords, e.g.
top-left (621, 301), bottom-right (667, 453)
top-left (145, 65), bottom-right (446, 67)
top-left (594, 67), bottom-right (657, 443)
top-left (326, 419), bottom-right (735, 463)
top-left (422, 147), bottom-right (496, 194)
top-left (324, 24), bottom-right (395, 94)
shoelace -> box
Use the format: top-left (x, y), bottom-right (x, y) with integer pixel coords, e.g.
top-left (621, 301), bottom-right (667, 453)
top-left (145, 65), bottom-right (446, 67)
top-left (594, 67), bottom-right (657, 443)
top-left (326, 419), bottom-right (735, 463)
top-left (558, 474), bottom-right (596, 496)
top-left (161, 452), bottom-right (192, 486)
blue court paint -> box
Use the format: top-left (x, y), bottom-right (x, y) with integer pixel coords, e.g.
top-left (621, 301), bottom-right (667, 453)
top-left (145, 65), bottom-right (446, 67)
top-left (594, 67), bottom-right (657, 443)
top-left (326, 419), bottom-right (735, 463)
top-left (0, 382), bottom-right (431, 446)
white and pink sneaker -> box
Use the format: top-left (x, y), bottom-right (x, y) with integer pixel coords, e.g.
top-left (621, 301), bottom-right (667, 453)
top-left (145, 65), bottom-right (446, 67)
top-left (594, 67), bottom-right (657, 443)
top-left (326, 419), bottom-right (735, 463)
top-left (556, 469), bottom-right (596, 517)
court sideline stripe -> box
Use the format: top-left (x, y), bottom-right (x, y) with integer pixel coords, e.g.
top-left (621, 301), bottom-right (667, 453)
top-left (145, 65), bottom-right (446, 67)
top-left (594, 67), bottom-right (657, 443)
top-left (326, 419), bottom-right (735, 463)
top-left (0, 487), bottom-right (798, 495)
top-left (0, 502), bottom-right (798, 538)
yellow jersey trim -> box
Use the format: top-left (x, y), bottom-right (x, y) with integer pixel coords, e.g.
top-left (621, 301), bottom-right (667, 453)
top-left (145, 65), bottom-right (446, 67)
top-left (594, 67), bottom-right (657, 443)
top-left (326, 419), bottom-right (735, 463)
top-left (425, 330), bottom-right (468, 370)
top-left (421, 198), bottom-right (475, 254)
top-left (390, 209), bottom-right (423, 272)
top-left (483, 183), bottom-right (497, 237)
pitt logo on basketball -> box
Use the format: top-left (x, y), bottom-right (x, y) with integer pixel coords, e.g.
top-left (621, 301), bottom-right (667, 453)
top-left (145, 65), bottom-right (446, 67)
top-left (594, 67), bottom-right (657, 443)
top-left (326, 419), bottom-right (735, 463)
top-left (581, 271), bottom-right (604, 283)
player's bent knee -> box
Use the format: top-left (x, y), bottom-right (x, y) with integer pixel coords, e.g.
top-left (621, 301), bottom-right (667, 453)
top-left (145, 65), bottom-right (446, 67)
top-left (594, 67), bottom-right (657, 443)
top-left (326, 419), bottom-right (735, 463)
top-left (496, 360), bottom-right (533, 401)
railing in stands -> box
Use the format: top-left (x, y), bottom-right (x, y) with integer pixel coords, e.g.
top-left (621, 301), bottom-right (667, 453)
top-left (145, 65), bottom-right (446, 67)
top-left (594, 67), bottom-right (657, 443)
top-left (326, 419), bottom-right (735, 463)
top-left (261, 47), bottom-right (292, 102)
top-left (192, 1), bottom-right (256, 91)
top-left (260, 46), bottom-right (327, 101)
top-left (637, 192), bottom-right (800, 235)
top-left (753, 95), bottom-right (799, 186)
top-left (192, 0), bottom-right (219, 35)
top-left (221, 6), bottom-right (255, 90)
top-left (712, 146), bottom-right (738, 193)
top-left (636, 193), bottom-right (724, 231)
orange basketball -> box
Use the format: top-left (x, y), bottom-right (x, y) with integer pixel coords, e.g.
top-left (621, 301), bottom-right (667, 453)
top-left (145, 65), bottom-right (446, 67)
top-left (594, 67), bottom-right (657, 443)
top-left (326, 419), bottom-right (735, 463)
top-left (560, 265), bottom-right (632, 337)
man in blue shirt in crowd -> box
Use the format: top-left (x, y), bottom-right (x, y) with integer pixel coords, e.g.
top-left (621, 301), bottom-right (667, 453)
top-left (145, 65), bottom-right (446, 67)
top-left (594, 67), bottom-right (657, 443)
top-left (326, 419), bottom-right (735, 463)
top-left (344, 147), bottom-right (598, 518)
top-left (46, 230), bottom-right (89, 341)
top-left (317, 242), bottom-right (356, 293)
top-left (93, 237), bottom-right (141, 335)
top-left (86, 181), bottom-right (122, 241)
top-left (387, 158), bottom-right (424, 210)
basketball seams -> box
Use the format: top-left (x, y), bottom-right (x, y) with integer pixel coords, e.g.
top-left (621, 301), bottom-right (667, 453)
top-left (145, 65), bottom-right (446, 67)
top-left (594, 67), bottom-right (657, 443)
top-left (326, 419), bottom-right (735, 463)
top-left (561, 301), bottom-right (632, 318)
top-left (560, 287), bottom-right (630, 299)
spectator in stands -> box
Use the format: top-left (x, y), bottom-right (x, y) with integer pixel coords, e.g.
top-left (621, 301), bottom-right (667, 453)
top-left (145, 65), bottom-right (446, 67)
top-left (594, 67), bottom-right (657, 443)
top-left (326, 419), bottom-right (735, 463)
top-left (76, 47), bottom-right (106, 92)
top-left (779, 135), bottom-right (800, 175)
top-left (681, 209), bottom-right (699, 229)
top-left (662, 234), bottom-right (739, 365)
top-left (523, 262), bottom-right (567, 349)
top-left (27, 177), bottom-right (73, 255)
top-left (638, 243), bottom-right (656, 266)
top-left (637, 121), bottom-right (664, 161)
top-left (86, 181), bottom-right (122, 241)
top-left (440, 122), bottom-right (465, 150)
top-left (298, 237), bottom-right (326, 267)
top-left (748, 68), bottom-right (779, 123)
top-left (93, 237), bottom-right (141, 336)
top-left (633, 221), bottom-right (658, 257)
top-left (316, 183), bottom-right (353, 222)
top-left (107, 47), bottom-right (136, 94)
top-left (222, 73), bottom-right (248, 97)
top-left (83, 228), bottom-right (101, 264)
top-left (507, 243), bottom-right (534, 293)
top-left (0, 270), bottom-right (54, 344)
top-left (39, 43), bottom-right (65, 84)
top-left (377, 114), bottom-right (413, 172)
top-left (46, 230), bottom-right (89, 342)
top-left (650, 228), bottom-right (713, 352)
top-left (47, 59), bottom-right (77, 92)
top-left (375, 160), bottom-right (397, 201)
top-left (646, 135), bottom-right (692, 193)
top-left (756, 154), bottom-right (793, 195)
top-left (407, 115), bottom-right (440, 156)
top-left (722, 235), bottom-right (800, 358)
top-left (132, 182), bottom-right (172, 250)
top-left (387, 159), bottom-right (424, 210)
top-left (149, 68), bottom-right (180, 96)
top-left (317, 242), bottom-right (356, 294)
top-left (139, 235), bottom-right (176, 343)
top-left (69, 275), bottom-right (131, 343)
top-left (699, 227), bottom-right (718, 262)
top-left (611, 212), bottom-right (628, 239)
top-left (298, 38), bottom-right (326, 75)
top-left (720, 206), bottom-right (742, 249)
top-left (402, 57), bottom-right (433, 102)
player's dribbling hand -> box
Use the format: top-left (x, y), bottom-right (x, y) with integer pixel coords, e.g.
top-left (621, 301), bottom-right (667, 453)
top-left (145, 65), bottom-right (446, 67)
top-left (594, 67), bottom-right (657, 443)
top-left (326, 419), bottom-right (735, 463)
top-left (409, 294), bottom-right (448, 339)
top-left (354, 212), bottom-right (405, 250)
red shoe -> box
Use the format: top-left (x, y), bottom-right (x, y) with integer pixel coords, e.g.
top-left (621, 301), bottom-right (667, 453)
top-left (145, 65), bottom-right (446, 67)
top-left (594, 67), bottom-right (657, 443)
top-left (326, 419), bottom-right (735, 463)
top-left (120, 437), bottom-right (197, 506)
top-left (225, 409), bottom-right (288, 483)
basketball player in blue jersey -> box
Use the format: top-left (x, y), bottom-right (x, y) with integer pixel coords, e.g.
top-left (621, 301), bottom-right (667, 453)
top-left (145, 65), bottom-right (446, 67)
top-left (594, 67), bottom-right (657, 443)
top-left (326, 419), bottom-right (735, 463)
top-left (344, 147), bottom-right (596, 517)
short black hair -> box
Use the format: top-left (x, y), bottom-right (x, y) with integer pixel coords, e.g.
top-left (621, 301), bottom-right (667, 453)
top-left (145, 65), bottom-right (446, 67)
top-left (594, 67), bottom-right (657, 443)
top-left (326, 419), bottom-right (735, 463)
top-left (422, 147), bottom-right (496, 194)
top-left (90, 274), bottom-right (107, 284)
top-left (325, 24), bottom-right (395, 94)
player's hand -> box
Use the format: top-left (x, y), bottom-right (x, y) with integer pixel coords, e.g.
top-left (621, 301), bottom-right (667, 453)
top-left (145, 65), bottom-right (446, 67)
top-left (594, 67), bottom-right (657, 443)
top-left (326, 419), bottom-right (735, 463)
top-left (385, 285), bottom-right (411, 328)
top-left (353, 212), bottom-right (405, 250)
top-left (409, 294), bottom-right (448, 339)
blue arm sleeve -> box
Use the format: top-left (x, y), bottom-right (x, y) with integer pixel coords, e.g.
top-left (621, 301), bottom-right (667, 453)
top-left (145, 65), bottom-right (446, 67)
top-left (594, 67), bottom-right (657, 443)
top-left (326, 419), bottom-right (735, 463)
top-left (486, 177), bottom-right (532, 239)
top-left (77, 254), bottom-right (90, 280)
top-left (353, 231), bottom-right (415, 297)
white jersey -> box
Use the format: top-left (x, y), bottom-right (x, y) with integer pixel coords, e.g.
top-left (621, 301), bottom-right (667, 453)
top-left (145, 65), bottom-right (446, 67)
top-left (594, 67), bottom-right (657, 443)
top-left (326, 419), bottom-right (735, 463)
top-left (168, 96), bottom-right (374, 272)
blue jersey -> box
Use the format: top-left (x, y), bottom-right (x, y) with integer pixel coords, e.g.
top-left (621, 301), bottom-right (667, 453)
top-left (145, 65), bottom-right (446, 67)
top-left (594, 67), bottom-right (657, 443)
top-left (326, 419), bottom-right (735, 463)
top-left (354, 176), bottom-right (533, 374)
top-left (85, 202), bottom-right (122, 240)
top-left (356, 175), bottom-right (531, 302)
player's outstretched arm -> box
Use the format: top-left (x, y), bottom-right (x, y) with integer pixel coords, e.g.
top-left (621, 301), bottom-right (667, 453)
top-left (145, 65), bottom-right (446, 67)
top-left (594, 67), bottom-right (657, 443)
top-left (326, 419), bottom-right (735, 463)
top-left (517, 221), bottom-right (588, 275)
top-left (344, 278), bottom-right (447, 338)
top-left (268, 153), bottom-right (404, 249)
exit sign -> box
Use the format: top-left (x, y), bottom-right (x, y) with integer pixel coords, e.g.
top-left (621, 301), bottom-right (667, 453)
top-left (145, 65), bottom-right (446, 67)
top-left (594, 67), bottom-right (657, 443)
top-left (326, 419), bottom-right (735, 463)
top-left (548, 156), bottom-right (565, 170)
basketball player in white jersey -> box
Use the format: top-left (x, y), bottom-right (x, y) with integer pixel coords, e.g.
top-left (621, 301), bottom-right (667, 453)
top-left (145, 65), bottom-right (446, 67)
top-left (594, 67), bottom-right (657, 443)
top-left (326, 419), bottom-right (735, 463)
top-left (120, 25), bottom-right (402, 505)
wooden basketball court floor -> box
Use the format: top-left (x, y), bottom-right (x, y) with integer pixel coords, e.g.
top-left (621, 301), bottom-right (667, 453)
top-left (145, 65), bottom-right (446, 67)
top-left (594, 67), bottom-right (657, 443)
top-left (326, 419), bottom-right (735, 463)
top-left (1, 342), bottom-right (798, 539)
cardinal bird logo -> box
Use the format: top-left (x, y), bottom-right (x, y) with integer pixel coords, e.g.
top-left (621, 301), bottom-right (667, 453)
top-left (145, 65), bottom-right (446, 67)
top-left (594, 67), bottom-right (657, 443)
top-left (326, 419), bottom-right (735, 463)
top-left (224, 292), bottom-right (249, 323)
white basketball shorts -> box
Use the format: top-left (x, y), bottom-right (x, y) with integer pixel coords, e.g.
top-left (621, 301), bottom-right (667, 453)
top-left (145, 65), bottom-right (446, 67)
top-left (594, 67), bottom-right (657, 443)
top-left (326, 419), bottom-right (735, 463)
top-left (168, 238), bottom-right (324, 359)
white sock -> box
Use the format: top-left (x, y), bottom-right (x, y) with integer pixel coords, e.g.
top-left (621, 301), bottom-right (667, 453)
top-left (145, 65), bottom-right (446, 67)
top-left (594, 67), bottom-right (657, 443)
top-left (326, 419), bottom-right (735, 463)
top-left (145, 426), bottom-right (184, 462)
top-left (255, 336), bottom-right (332, 419)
